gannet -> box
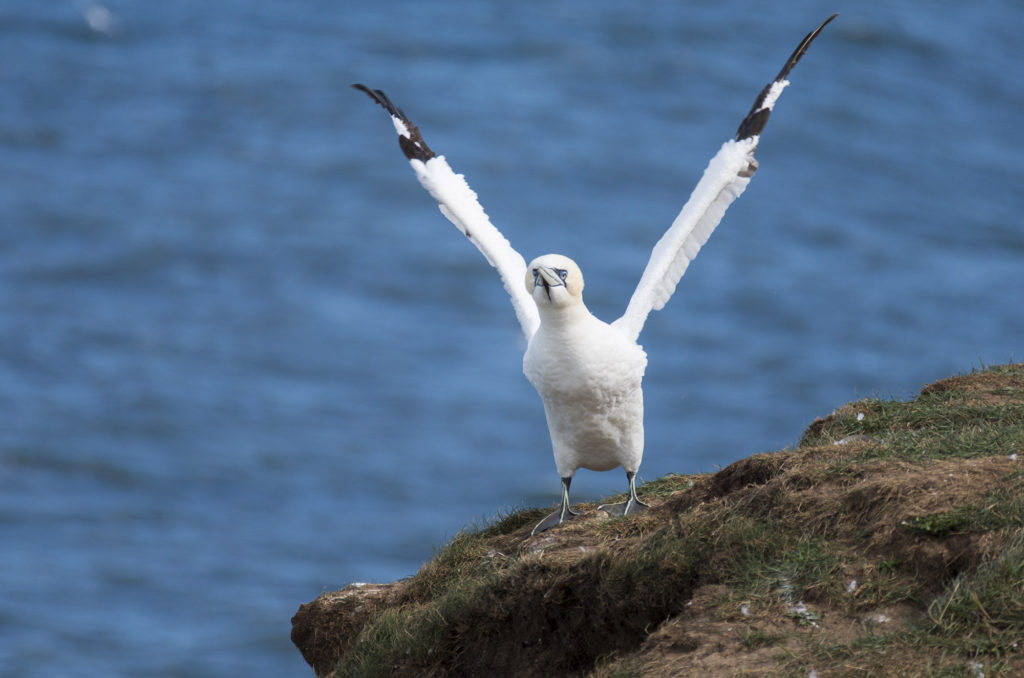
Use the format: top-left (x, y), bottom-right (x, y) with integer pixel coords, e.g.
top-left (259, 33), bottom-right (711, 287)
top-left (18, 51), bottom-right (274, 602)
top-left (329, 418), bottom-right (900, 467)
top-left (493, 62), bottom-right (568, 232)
top-left (353, 15), bottom-right (836, 535)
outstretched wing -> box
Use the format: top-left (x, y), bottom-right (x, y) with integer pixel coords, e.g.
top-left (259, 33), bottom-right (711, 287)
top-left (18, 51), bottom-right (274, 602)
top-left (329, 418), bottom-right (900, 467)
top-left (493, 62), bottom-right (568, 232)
top-left (353, 84), bottom-right (541, 341)
top-left (612, 14), bottom-right (836, 343)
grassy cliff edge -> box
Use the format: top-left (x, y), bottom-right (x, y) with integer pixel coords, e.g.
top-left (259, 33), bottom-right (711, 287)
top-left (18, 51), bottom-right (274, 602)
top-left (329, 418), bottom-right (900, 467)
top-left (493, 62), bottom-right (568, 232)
top-left (293, 364), bottom-right (1024, 677)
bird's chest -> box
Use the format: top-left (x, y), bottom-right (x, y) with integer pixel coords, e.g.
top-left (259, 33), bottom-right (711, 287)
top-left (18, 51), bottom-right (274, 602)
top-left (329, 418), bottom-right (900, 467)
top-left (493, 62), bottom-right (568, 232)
top-left (522, 326), bottom-right (647, 406)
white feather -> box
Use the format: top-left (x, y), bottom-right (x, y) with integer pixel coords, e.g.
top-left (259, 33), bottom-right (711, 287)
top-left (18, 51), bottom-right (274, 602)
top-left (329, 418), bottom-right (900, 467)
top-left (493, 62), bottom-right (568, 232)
top-left (409, 155), bottom-right (541, 340)
top-left (353, 13), bottom-right (834, 535)
top-left (759, 79), bottom-right (790, 113)
top-left (613, 137), bottom-right (757, 342)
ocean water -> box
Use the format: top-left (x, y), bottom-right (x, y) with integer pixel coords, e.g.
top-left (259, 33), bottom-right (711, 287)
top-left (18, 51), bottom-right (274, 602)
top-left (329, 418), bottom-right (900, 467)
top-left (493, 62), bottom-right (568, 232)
top-left (2, 2), bottom-right (1022, 676)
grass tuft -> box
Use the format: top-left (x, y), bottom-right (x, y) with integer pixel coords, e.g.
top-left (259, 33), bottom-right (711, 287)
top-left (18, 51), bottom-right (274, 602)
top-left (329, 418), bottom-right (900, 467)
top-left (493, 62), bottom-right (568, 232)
top-left (290, 364), bottom-right (1024, 678)
top-left (924, 529), bottom-right (1024, 656)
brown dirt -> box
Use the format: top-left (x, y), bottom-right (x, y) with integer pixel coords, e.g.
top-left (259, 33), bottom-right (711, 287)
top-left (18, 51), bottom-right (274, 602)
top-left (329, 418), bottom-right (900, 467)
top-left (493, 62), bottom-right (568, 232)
top-left (291, 584), bottom-right (399, 678)
top-left (291, 367), bottom-right (1024, 677)
top-left (920, 369), bottom-right (1024, 405)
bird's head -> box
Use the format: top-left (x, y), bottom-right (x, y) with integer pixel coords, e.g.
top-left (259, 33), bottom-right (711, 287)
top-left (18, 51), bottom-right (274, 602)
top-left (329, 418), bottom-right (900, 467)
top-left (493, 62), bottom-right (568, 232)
top-left (525, 254), bottom-right (584, 310)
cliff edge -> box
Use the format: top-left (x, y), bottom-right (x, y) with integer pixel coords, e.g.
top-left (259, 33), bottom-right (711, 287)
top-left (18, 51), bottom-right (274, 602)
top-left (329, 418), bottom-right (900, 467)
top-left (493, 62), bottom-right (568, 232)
top-left (293, 364), bottom-right (1024, 677)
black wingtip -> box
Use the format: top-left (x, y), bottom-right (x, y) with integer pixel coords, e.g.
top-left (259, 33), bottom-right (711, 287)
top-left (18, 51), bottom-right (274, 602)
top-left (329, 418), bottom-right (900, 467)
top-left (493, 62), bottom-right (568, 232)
top-left (351, 83), bottom-right (377, 101)
top-left (352, 83), bottom-right (436, 162)
top-left (734, 14), bottom-right (837, 141)
top-left (774, 13), bottom-right (838, 83)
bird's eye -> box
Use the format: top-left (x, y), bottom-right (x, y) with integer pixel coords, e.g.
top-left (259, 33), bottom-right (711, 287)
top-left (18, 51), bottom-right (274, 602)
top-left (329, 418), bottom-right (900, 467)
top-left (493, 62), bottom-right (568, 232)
top-left (557, 269), bottom-right (568, 281)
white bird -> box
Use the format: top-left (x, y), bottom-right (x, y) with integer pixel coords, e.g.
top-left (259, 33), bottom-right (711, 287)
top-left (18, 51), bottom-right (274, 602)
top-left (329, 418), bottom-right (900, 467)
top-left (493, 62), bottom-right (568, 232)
top-left (353, 15), bottom-right (836, 535)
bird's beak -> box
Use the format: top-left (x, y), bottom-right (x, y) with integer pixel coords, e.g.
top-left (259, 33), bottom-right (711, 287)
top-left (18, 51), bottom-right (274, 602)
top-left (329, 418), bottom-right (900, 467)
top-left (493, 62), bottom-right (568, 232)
top-left (536, 267), bottom-right (564, 288)
top-left (534, 266), bottom-right (564, 302)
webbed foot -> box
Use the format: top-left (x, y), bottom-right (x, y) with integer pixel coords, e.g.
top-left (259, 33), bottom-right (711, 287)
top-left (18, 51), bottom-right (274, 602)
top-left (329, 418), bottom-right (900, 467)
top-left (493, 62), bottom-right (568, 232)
top-left (597, 496), bottom-right (650, 516)
top-left (598, 470), bottom-right (649, 517)
top-left (531, 504), bottom-right (580, 535)
top-left (531, 476), bottom-right (579, 536)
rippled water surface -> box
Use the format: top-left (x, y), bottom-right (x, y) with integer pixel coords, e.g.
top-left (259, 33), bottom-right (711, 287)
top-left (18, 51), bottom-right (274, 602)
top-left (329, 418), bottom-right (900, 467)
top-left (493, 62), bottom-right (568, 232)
top-left (2, 2), bottom-right (1022, 676)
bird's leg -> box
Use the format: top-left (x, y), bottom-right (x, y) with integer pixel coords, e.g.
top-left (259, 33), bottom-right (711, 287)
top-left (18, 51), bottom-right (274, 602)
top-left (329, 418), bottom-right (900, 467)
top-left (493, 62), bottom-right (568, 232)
top-left (531, 476), bottom-right (580, 535)
top-left (598, 470), bottom-right (650, 517)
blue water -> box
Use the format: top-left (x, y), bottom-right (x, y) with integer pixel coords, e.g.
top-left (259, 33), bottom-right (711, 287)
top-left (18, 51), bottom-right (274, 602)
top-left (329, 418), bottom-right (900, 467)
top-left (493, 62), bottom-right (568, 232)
top-left (2, 2), bottom-right (1022, 676)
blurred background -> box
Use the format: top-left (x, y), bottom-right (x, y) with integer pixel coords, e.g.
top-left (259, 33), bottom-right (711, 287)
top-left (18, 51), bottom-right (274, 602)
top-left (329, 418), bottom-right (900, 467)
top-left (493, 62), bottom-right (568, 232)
top-left (1, 2), bottom-right (1021, 676)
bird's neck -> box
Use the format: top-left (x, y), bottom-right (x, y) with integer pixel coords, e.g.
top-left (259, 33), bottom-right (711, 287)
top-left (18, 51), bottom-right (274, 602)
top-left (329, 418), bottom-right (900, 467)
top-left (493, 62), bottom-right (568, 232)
top-left (536, 301), bottom-right (593, 333)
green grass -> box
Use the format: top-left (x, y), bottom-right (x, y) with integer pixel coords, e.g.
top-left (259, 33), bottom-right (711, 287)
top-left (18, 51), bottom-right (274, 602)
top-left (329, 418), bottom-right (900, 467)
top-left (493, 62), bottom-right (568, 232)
top-left (799, 366), bottom-right (1024, 464)
top-left (738, 625), bottom-right (786, 650)
top-left (305, 365), bottom-right (1024, 678)
top-left (906, 490), bottom-right (1024, 537)
top-left (796, 531), bottom-right (1024, 675)
top-left (923, 529), bottom-right (1024, 656)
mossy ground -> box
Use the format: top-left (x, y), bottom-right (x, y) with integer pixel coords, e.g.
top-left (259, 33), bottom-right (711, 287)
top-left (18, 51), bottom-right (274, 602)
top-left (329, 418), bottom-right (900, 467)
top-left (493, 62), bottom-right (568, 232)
top-left (292, 364), bottom-right (1024, 677)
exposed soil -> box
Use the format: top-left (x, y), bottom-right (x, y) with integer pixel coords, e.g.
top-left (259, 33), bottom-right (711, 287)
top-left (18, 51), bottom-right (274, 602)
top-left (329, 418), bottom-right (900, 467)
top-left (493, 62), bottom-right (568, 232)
top-left (292, 366), bottom-right (1024, 677)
